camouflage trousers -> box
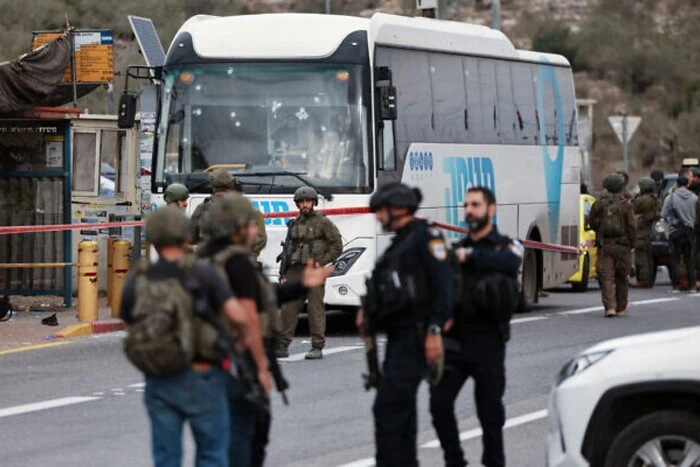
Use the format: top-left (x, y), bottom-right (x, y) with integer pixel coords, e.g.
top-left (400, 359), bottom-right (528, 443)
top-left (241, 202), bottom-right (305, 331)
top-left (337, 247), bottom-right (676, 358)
top-left (279, 264), bottom-right (326, 349)
top-left (597, 244), bottom-right (632, 313)
top-left (634, 239), bottom-right (655, 286)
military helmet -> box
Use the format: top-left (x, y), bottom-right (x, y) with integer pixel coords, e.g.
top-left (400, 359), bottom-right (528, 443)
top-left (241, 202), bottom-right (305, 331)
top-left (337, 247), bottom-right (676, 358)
top-left (294, 186), bottom-right (318, 204)
top-left (211, 169), bottom-right (234, 190)
top-left (602, 174), bottom-right (625, 194)
top-left (638, 177), bottom-right (655, 194)
top-left (163, 183), bottom-right (189, 203)
top-left (369, 183), bottom-right (422, 213)
top-left (145, 206), bottom-right (190, 247)
top-left (202, 193), bottom-right (256, 240)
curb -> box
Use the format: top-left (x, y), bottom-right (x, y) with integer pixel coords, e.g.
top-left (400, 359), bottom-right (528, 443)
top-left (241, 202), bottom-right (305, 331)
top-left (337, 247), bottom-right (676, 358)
top-left (54, 319), bottom-right (124, 339)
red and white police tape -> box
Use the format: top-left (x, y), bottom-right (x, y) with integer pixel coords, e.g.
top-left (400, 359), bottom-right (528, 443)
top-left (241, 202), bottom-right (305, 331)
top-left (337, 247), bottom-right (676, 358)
top-left (0, 206), bottom-right (580, 255)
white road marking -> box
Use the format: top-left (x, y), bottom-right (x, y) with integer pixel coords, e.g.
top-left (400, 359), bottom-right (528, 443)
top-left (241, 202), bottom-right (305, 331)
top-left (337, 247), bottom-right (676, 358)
top-left (511, 316), bottom-right (548, 324)
top-left (113, 392), bottom-right (126, 396)
top-left (128, 383), bottom-right (145, 389)
top-left (337, 459), bottom-right (375, 467)
top-left (92, 392), bottom-right (104, 396)
top-left (558, 297), bottom-right (678, 316)
top-left (337, 409), bottom-right (549, 466)
top-left (0, 396), bottom-right (101, 419)
top-left (111, 388), bottom-right (123, 392)
top-left (280, 345), bottom-right (364, 362)
top-left (422, 409), bottom-right (549, 448)
top-left (135, 389), bottom-right (144, 393)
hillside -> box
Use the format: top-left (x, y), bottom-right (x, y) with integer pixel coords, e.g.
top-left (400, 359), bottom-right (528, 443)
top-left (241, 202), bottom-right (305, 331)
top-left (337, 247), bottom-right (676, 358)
top-left (1, 0), bottom-right (700, 186)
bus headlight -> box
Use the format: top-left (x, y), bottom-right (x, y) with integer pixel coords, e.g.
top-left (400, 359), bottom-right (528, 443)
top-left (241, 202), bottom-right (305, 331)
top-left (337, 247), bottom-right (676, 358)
top-left (330, 248), bottom-right (365, 277)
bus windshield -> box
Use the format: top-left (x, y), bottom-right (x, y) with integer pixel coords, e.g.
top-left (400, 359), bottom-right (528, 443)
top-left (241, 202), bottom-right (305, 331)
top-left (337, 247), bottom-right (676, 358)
top-left (155, 64), bottom-right (371, 194)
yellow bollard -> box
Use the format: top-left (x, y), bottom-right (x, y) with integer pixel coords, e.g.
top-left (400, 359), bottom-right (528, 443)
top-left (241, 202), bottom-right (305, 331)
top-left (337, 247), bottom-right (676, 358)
top-left (78, 241), bottom-right (99, 322)
top-left (111, 240), bottom-right (132, 318)
top-left (107, 236), bottom-right (118, 304)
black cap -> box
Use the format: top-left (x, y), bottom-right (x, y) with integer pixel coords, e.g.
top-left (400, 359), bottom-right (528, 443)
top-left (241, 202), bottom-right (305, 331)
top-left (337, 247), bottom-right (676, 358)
top-left (650, 170), bottom-right (664, 182)
top-left (678, 176), bottom-right (689, 187)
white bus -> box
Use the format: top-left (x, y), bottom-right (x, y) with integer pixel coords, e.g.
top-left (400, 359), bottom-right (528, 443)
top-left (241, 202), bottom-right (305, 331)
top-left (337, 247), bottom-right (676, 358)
top-left (151, 13), bottom-right (581, 309)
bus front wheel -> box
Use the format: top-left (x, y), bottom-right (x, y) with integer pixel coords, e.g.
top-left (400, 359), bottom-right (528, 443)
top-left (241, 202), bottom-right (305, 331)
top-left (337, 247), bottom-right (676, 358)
top-left (522, 248), bottom-right (538, 310)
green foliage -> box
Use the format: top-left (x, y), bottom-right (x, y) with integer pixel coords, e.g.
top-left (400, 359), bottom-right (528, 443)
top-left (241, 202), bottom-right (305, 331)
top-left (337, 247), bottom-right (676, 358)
top-left (532, 25), bottom-right (578, 69)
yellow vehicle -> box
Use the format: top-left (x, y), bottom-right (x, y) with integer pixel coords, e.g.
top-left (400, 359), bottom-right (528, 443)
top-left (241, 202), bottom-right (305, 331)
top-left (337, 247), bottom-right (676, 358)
top-left (568, 194), bottom-right (598, 292)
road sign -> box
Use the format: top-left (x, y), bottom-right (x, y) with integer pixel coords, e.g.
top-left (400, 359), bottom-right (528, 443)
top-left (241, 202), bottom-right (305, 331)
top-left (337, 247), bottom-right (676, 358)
top-left (608, 115), bottom-right (642, 173)
top-left (32, 30), bottom-right (114, 84)
top-left (416, 0), bottom-right (438, 9)
top-left (608, 116), bottom-right (641, 144)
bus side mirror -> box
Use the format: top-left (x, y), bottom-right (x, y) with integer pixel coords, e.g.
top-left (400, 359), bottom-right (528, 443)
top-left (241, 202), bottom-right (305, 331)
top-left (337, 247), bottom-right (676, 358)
top-left (377, 86), bottom-right (397, 121)
top-left (118, 92), bottom-right (138, 128)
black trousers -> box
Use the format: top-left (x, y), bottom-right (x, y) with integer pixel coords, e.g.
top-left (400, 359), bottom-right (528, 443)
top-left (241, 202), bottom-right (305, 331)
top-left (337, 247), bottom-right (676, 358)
top-left (430, 331), bottom-right (506, 467)
top-left (670, 231), bottom-right (696, 289)
top-left (373, 328), bottom-right (426, 467)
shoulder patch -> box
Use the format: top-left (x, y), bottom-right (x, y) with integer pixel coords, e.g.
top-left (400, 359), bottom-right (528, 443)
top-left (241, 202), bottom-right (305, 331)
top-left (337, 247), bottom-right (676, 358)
top-left (427, 226), bottom-right (443, 238)
top-left (508, 239), bottom-right (525, 258)
top-left (428, 238), bottom-right (448, 261)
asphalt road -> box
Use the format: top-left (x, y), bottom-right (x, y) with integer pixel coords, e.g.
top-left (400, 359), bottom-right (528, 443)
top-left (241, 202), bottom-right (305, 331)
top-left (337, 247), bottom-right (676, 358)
top-left (1, 273), bottom-right (699, 467)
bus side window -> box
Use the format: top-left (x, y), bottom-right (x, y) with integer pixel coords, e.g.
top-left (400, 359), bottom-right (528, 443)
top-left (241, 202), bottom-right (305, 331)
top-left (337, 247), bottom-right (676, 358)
top-left (477, 58), bottom-right (499, 144)
top-left (463, 56), bottom-right (482, 144)
top-left (496, 61), bottom-right (516, 144)
top-left (429, 53), bottom-right (467, 143)
top-left (377, 120), bottom-right (396, 171)
top-left (511, 62), bottom-right (537, 145)
top-left (555, 67), bottom-right (578, 146)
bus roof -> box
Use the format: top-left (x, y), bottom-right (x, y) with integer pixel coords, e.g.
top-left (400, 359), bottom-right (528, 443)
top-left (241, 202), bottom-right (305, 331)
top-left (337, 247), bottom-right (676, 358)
top-left (171, 12), bottom-right (570, 66)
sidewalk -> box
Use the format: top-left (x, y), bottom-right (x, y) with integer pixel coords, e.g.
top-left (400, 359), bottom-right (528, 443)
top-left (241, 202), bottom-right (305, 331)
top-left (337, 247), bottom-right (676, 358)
top-left (0, 296), bottom-right (123, 352)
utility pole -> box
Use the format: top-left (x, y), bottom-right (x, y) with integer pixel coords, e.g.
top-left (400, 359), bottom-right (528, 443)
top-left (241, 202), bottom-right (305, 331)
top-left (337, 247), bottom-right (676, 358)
top-left (325, 0), bottom-right (330, 14)
top-left (417, 0), bottom-right (438, 19)
top-left (622, 115), bottom-right (629, 174)
top-left (492, 0), bottom-right (501, 30)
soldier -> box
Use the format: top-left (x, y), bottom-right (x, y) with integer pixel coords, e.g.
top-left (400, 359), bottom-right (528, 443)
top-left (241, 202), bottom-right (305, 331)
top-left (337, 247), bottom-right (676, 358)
top-left (650, 170), bottom-right (665, 198)
top-left (430, 186), bottom-right (522, 467)
top-left (163, 183), bottom-right (189, 210)
top-left (616, 170), bottom-right (634, 201)
top-left (199, 193), bottom-right (333, 467)
top-left (588, 174), bottom-right (637, 317)
top-left (631, 177), bottom-right (662, 288)
top-left (190, 169), bottom-right (267, 256)
top-left (278, 186), bottom-right (342, 360)
top-left (356, 182), bottom-right (452, 466)
top-left (229, 178), bottom-right (268, 257)
top-left (120, 206), bottom-right (269, 467)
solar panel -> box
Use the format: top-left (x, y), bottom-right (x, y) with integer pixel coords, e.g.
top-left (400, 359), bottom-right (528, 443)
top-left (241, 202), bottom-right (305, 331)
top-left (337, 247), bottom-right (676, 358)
top-left (128, 16), bottom-right (166, 68)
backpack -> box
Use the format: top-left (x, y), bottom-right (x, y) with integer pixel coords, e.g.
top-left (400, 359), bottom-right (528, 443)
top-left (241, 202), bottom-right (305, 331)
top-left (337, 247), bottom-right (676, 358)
top-left (123, 257), bottom-right (199, 377)
top-left (600, 198), bottom-right (626, 238)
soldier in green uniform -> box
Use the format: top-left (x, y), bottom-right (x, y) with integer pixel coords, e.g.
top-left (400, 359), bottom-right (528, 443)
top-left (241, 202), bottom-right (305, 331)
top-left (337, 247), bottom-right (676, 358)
top-left (190, 169), bottom-right (267, 256)
top-left (588, 174), bottom-right (637, 317)
top-left (632, 177), bottom-right (662, 288)
top-left (163, 183), bottom-right (189, 210)
top-left (278, 186), bottom-right (342, 359)
top-left (616, 170), bottom-right (635, 201)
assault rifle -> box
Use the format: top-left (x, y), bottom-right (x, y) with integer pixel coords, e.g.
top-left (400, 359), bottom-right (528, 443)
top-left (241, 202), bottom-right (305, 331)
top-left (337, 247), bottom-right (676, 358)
top-left (276, 218), bottom-right (296, 278)
top-left (188, 276), bottom-right (269, 413)
top-left (265, 335), bottom-right (290, 405)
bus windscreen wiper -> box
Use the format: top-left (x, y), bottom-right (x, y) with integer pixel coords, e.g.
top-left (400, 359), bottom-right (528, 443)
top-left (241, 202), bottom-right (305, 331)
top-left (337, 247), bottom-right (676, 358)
top-left (233, 169), bottom-right (333, 201)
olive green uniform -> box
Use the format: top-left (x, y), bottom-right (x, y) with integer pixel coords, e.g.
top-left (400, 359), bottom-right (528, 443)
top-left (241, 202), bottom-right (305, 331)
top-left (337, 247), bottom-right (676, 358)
top-left (190, 196), bottom-right (268, 256)
top-left (632, 192), bottom-right (661, 286)
top-left (589, 193), bottom-right (636, 313)
top-left (279, 210), bottom-right (342, 350)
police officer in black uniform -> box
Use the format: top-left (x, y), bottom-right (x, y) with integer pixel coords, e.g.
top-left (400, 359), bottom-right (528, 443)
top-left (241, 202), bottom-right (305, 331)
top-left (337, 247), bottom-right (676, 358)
top-left (356, 182), bottom-right (452, 467)
top-left (429, 187), bottom-right (523, 467)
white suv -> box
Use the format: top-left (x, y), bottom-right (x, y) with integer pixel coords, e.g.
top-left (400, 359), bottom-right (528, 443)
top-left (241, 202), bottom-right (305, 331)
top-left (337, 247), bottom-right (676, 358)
top-left (547, 326), bottom-right (700, 466)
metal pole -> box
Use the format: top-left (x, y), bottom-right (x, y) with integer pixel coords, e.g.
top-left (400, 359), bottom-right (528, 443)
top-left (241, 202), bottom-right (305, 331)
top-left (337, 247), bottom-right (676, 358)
top-left (70, 30), bottom-right (78, 108)
top-left (622, 116), bottom-right (629, 173)
top-left (492, 0), bottom-right (501, 30)
top-left (325, 0), bottom-right (330, 14)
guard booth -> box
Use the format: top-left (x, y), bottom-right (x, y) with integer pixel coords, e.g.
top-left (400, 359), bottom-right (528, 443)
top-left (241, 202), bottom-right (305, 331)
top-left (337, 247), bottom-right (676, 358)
top-left (0, 111), bottom-right (140, 305)
top-left (0, 110), bottom-right (75, 305)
